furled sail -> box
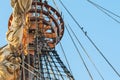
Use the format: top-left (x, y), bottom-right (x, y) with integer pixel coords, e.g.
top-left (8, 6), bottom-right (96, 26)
top-left (0, 0), bottom-right (32, 80)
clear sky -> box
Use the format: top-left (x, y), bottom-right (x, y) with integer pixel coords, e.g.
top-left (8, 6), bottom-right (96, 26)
top-left (0, 0), bottom-right (120, 80)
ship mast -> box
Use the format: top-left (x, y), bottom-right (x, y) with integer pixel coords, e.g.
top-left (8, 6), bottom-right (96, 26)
top-left (8, 0), bottom-right (74, 80)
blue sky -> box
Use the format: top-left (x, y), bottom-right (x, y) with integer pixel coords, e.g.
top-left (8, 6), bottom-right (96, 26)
top-left (0, 0), bottom-right (120, 80)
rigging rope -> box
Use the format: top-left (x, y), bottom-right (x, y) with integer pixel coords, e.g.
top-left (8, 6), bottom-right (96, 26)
top-left (24, 61), bottom-right (41, 73)
top-left (19, 63), bottom-right (41, 79)
top-left (59, 0), bottom-right (120, 78)
top-left (87, 0), bottom-right (120, 24)
top-left (21, 49), bottom-right (25, 80)
top-left (59, 42), bottom-right (74, 76)
top-left (52, 0), bottom-right (60, 12)
top-left (67, 24), bottom-right (104, 80)
top-left (88, 0), bottom-right (120, 18)
top-left (0, 44), bottom-right (7, 50)
top-left (65, 24), bottom-right (94, 80)
top-left (51, 0), bottom-right (74, 78)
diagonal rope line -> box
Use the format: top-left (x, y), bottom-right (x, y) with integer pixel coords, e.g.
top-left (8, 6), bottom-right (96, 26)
top-left (65, 24), bottom-right (94, 80)
top-left (24, 61), bottom-right (41, 73)
top-left (0, 44), bottom-right (7, 50)
top-left (19, 63), bottom-right (41, 79)
top-left (59, 0), bottom-right (120, 78)
top-left (87, 0), bottom-right (120, 24)
top-left (59, 42), bottom-right (74, 76)
top-left (67, 24), bottom-right (104, 80)
top-left (87, 0), bottom-right (120, 18)
top-left (52, 0), bottom-right (60, 12)
top-left (51, 1), bottom-right (74, 79)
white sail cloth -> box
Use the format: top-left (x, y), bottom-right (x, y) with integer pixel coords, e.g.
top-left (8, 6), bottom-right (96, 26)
top-left (7, 0), bottom-right (32, 50)
top-left (0, 0), bottom-right (32, 80)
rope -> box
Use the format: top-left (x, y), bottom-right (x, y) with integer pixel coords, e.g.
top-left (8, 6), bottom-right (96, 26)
top-left (52, 0), bottom-right (60, 12)
top-left (21, 54), bottom-right (25, 80)
top-left (59, 0), bottom-right (120, 78)
top-left (65, 25), bottom-right (94, 80)
top-left (24, 61), bottom-right (41, 73)
top-left (0, 44), bottom-right (7, 50)
top-left (86, 34), bottom-right (120, 78)
top-left (88, 0), bottom-right (120, 18)
top-left (87, 0), bottom-right (120, 24)
top-left (19, 63), bottom-right (41, 79)
top-left (67, 24), bottom-right (104, 80)
top-left (53, 0), bottom-right (93, 80)
top-left (52, 0), bottom-right (74, 78)
top-left (59, 42), bottom-right (74, 76)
